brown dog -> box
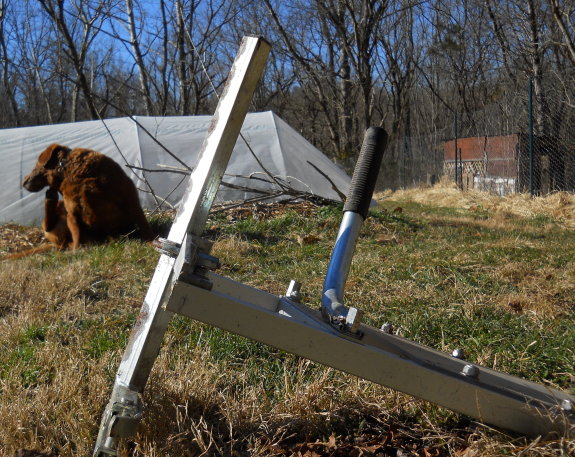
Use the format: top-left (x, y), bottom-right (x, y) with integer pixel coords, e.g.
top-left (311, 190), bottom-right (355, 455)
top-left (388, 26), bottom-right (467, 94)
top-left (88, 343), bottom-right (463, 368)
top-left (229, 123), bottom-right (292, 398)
top-left (22, 144), bottom-right (154, 250)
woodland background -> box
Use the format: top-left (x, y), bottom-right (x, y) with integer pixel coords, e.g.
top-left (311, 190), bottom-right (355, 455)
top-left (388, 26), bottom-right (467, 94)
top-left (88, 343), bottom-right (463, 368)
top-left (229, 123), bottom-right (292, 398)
top-left (2, 0), bottom-right (575, 188)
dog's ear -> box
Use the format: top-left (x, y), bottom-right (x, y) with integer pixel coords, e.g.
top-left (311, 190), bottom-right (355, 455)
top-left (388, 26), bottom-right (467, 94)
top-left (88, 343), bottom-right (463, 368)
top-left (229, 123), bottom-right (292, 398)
top-left (41, 144), bottom-right (70, 169)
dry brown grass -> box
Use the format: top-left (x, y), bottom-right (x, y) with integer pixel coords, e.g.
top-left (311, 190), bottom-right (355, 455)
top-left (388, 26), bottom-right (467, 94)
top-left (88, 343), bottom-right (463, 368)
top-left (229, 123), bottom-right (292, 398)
top-left (376, 180), bottom-right (575, 228)
top-left (0, 258), bottom-right (120, 456)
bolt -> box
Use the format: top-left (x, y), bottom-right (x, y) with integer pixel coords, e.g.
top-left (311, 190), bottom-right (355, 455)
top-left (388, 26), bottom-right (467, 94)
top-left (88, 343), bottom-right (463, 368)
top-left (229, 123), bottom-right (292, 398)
top-left (561, 399), bottom-right (573, 413)
top-left (452, 348), bottom-right (466, 360)
top-left (461, 364), bottom-right (479, 379)
top-left (286, 280), bottom-right (302, 301)
top-left (345, 307), bottom-right (362, 333)
top-left (380, 322), bottom-right (394, 334)
top-left (119, 397), bottom-right (134, 406)
top-left (153, 237), bottom-right (181, 257)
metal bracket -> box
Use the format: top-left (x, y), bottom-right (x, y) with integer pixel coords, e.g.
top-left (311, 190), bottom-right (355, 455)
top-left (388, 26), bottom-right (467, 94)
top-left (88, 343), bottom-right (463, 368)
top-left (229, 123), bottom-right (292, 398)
top-left (179, 235), bottom-right (220, 290)
top-left (155, 235), bottom-right (220, 290)
top-left (321, 299), bottom-right (364, 339)
top-left (153, 238), bottom-right (181, 258)
top-left (94, 385), bottom-right (142, 457)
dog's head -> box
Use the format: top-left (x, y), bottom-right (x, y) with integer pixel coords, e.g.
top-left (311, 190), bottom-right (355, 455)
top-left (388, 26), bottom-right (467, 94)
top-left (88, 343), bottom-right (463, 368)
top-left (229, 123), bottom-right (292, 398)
top-left (22, 144), bottom-right (71, 192)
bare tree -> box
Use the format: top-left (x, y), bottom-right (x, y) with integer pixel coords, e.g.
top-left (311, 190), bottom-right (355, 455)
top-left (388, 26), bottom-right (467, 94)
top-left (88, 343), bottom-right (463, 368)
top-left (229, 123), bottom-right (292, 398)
top-left (125, 0), bottom-right (154, 115)
top-left (548, 0), bottom-right (575, 66)
top-left (378, 2), bottom-right (420, 137)
top-left (526, 0), bottom-right (549, 135)
top-left (175, 0), bottom-right (191, 114)
top-left (262, 0), bottom-right (386, 162)
top-left (0, 0), bottom-right (572, 194)
top-left (0, 0), bottom-right (20, 125)
top-left (177, 0), bottom-right (235, 114)
top-left (37, 0), bottom-right (109, 121)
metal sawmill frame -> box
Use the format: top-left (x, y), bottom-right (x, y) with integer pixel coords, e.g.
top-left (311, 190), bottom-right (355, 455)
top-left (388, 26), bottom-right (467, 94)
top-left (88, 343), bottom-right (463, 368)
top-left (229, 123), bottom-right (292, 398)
top-left (93, 35), bottom-right (575, 457)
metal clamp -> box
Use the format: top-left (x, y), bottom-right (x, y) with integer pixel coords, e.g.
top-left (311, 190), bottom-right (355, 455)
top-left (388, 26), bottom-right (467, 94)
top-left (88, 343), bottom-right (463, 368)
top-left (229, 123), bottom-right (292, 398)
top-left (178, 235), bottom-right (221, 290)
top-left (93, 386), bottom-right (143, 457)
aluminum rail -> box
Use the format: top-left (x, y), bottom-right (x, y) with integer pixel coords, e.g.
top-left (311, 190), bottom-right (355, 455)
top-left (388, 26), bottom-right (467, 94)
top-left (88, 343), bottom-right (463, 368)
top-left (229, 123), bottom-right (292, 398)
top-left (92, 36), bottom-right (271, 457)
top-left (168, 272), bottom-right (575, 438)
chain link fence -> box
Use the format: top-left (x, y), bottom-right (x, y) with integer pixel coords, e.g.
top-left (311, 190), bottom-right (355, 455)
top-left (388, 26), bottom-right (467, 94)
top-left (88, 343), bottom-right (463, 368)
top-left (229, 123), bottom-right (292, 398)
top-left (378, 78), bottom-right (575, 196)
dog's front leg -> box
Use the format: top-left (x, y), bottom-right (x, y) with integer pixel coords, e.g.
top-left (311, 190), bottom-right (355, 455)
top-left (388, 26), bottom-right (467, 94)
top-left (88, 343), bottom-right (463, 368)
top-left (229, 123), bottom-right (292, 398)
top-left (42, 188), bottom-right (60, 233)
top-left (43, 188), bottom-right (70, 248)
top-left (66, 210), bottom-right (83, 250)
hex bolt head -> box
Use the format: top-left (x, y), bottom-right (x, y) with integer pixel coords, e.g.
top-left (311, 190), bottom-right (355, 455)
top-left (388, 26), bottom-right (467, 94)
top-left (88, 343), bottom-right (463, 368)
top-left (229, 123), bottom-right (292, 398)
top-left (461, 364), bottom-right (479, 378)
top-left (452, 348), bottom-right (466, 360)
top-left (561, 399), bottom-right (573, 413)
top-left (345, 307), bottom-right (363, 333)
top-left (380, 322), bottom-right (394, 334)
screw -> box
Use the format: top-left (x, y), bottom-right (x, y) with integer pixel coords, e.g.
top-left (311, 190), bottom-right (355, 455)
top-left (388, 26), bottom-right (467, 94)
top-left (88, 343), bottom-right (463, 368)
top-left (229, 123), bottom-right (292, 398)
top-left (461, 364), bottom-right (479, 378)
top-left (452, 349), bottom-right (466, 360)
top-left (561, 399), bottom-right (573, 413)
top-left (380, 322), bottom-right (393, 334)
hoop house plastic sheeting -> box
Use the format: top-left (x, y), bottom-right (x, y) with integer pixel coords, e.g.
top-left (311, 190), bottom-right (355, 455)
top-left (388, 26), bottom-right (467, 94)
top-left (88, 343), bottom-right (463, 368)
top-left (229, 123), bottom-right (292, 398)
top-left (0, 111), bottom-right (351, 226)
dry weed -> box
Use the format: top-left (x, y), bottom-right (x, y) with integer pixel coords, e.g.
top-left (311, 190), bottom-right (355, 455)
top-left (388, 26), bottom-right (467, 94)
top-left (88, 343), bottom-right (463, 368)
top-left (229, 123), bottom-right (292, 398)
top-left (377, 182), bottom-right (575, 229)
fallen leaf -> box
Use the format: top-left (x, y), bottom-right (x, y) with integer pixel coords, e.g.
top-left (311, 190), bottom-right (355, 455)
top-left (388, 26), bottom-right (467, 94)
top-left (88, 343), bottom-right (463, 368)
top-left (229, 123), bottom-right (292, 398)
top-left (375, 234), bottom-right (397, 244)
top-left (298, 234), bottom-right (321, 245)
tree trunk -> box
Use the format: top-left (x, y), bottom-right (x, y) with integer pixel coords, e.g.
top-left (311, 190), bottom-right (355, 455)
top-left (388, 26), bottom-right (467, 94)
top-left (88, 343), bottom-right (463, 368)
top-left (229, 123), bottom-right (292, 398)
top-left (126, 0), bottom-right (154, 115)
top-left (37, 0), bottom-right (100, 120)
top-left (528, 0), bottom-right (548, 135)
top-left (0, 0), bottom-right (20, 125)
top-left (176, 0), bottom-right (189, 115)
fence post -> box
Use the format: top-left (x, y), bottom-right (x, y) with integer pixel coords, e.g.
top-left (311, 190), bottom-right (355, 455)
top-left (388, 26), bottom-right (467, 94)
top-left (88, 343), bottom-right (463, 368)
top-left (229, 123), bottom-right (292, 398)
top-left (454, 112), bottom-right (459, 188)
top-left (529, 76), bottom-right (534, 197)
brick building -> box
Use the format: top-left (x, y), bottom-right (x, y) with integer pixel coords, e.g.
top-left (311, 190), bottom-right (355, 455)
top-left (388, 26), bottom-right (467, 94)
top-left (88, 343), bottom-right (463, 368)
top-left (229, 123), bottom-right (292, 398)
top-left (443, 134), bottom-right (569, 195)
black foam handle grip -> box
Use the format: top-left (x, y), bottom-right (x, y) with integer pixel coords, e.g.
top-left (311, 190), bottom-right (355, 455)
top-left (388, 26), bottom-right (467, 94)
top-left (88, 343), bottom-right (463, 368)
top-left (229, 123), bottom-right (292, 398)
top-left (343, 127), bottom-right (388, 218)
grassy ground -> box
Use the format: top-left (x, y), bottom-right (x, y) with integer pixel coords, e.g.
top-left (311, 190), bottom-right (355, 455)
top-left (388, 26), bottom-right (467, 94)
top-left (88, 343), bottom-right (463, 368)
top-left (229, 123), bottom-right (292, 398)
top-left (1, 186), bottom-right (574, 456)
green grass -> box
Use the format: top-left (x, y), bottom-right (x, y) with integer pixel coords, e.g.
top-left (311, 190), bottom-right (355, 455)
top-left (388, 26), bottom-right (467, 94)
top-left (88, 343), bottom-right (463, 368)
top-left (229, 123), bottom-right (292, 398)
top-left (0, 324), bottom-right (49, 388)
top-left (206, 202), bottom-right (575, 386)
